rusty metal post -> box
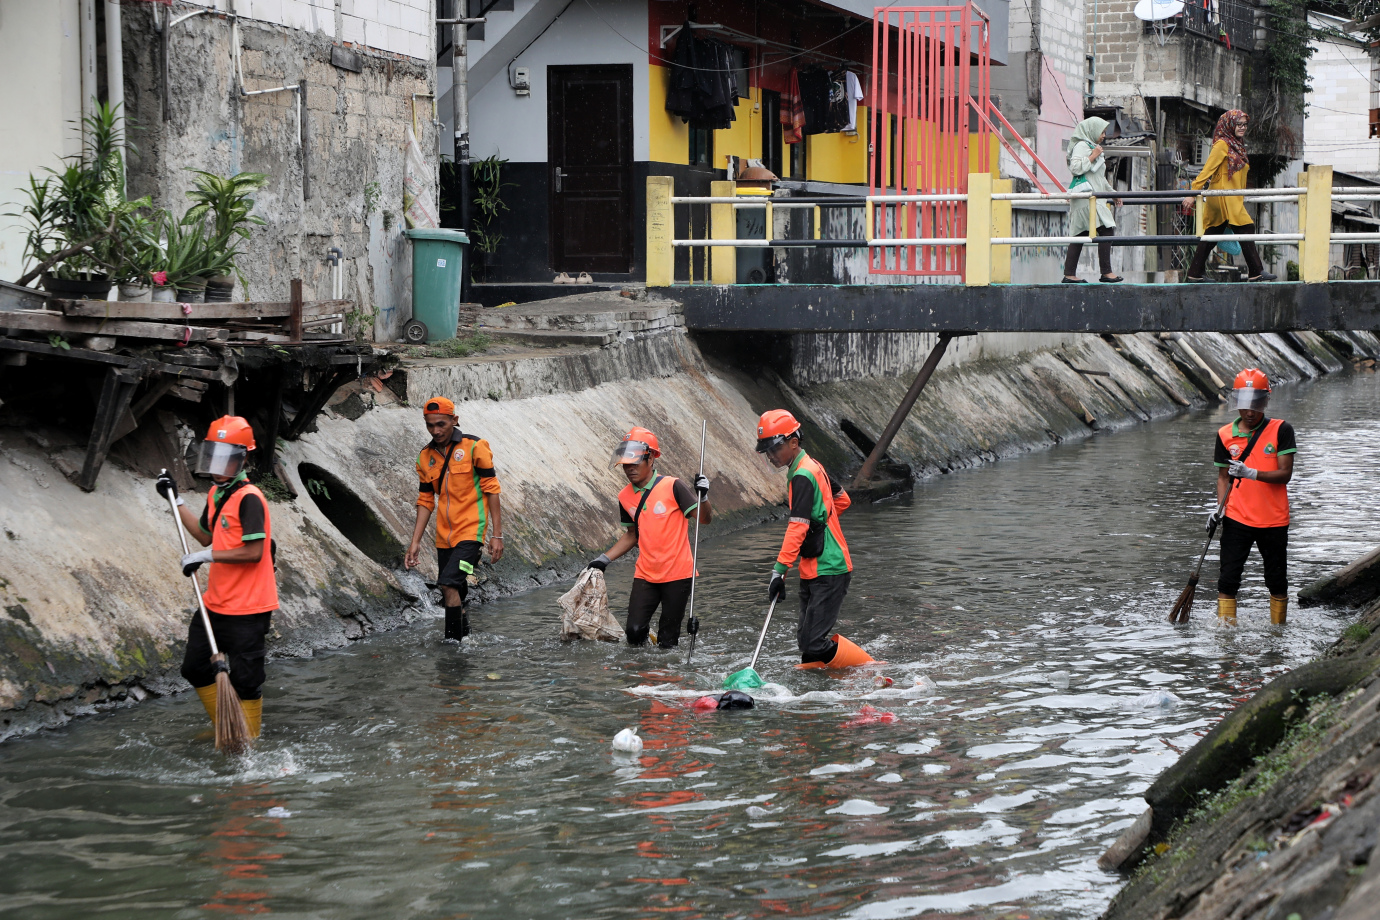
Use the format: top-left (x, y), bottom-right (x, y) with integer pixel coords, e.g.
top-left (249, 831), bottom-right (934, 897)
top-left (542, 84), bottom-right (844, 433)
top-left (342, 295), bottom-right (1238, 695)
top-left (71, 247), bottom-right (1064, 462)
top-left (851, 332), bottom-right (954, 489)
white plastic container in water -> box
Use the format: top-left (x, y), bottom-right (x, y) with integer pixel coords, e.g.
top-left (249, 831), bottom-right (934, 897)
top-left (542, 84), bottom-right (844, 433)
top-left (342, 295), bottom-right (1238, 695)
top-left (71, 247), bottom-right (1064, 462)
top-left (611, 728), bottom-right (643, 754)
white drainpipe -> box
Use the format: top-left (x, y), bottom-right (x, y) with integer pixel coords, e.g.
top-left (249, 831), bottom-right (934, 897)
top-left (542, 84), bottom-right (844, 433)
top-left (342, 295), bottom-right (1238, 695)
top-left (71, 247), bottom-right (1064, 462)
top-left (104, 0), bottom-right (125, 186)
top-left (80, 0), bottom-right (98, 152)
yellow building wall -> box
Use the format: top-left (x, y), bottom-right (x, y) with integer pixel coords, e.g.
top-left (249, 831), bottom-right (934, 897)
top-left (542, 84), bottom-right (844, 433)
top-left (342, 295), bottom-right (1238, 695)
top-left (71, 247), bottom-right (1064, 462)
top-left (713, 90), bottom-right (758, 165)
top-left (649, 64), bottom-right (688, 166)
top-left (806, 106), bottom-right (869, 184)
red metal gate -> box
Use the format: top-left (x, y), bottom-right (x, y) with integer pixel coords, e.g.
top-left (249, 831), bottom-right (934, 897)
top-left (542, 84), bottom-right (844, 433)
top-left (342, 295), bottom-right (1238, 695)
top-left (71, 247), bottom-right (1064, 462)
top-left (869, 4), bottom-right (991, 277)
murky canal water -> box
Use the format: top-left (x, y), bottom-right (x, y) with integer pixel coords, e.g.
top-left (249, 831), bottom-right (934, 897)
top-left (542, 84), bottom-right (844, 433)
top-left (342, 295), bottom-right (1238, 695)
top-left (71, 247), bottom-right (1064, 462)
top-left (2, 370), bottom-right (1379, 919)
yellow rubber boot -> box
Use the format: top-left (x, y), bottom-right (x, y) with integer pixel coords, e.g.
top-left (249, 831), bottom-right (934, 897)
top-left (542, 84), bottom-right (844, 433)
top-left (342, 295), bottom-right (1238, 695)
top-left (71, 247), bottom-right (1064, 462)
top-left (1270, 595), bottom-right (1288, 625)
top-left (240, 698), bottom-right (262, 738)
top-left (1217, 597), bottom-right (1238, 625)
top-left (194, 684), bottom-right (217, 722)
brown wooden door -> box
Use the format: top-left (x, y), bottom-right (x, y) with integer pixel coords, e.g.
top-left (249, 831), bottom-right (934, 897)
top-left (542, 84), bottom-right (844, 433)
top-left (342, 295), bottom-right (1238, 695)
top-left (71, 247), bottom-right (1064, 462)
top-left (548, 65), bottom-right (633, 274)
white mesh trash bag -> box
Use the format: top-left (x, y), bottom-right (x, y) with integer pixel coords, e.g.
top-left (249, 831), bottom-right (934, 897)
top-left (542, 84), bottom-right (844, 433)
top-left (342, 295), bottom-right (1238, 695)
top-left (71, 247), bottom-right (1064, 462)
top-left (558, 568), bottom-right (623, 642)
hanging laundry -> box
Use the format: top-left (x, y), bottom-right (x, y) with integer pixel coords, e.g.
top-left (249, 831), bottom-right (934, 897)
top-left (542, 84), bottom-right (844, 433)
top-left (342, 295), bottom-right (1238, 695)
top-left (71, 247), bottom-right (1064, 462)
top-left (782, 69), bottom-right (805, 144)
top-left (665, 26), bottom-right (739, 130)
top-left (798, 68), bottom-right (833, 135)
top-left (843, 71), bottom-right (864, 132)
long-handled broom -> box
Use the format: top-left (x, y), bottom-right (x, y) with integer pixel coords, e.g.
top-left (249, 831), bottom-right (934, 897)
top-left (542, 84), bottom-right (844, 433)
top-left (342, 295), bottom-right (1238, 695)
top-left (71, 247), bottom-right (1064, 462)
top-left (162, 473), bottom-right (252, 754)
top-left (685, 421), bottom-right (707, 666)
top-left (1168, 506), bottom-right (1222, 624)
top-left (724, 598), bottom-right (777, 690)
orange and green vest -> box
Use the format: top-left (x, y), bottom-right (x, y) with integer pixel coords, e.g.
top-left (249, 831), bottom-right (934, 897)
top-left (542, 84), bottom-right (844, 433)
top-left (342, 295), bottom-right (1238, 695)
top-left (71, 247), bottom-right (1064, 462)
top-left (775, 450), bottom-right (852, 579)
top-left (1217, 417), bottom-right (1291, 528)
top-left (202, 480), bottom-right (278, 615)
top-left (618, 474), bottom-right (696, 583)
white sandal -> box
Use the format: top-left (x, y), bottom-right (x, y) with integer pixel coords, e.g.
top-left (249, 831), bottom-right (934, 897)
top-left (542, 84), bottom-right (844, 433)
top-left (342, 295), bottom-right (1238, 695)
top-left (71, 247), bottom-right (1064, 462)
top-left (576, 272), bottom-right (593, 284)
top-left (553, 272), bottom-right (573, 284)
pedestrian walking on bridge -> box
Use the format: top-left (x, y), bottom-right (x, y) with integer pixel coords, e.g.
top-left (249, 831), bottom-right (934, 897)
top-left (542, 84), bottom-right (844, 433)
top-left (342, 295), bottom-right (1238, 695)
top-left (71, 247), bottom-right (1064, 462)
top-left (1207, 369), bottom-right (1296, 624)
top-left (587, 427), bottom-right (711, 648)
top-left (1182, 110), bottom-right (1278, 283)
top-left (1063, 117), bottom-right (1122, 284)
top-left (404, 397), bottom-right (504, 642)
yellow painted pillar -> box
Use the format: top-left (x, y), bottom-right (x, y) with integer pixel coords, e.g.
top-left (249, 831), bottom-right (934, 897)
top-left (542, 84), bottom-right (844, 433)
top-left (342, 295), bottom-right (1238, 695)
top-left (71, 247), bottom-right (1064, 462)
top-left (966, 172), bottom-right (992, 287)
top-left (1300, 164), bottom-right (1333, 283)
top-left (646, 175), bottom-right (674, 287)
top-left (709, 180), bottom-right (737, 285)
top-left (992, 177), bottom-right (1012, 284)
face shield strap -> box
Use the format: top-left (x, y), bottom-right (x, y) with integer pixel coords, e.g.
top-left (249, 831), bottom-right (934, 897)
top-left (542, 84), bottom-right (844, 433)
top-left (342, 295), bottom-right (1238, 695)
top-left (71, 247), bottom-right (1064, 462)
top-left (1234, 387), bottom-right (1270, 411)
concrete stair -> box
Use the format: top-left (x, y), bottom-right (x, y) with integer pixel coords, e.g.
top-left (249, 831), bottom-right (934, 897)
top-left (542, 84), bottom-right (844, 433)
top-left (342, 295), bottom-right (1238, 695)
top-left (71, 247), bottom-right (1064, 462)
top-left (466, 291), bottom-right (684, 348)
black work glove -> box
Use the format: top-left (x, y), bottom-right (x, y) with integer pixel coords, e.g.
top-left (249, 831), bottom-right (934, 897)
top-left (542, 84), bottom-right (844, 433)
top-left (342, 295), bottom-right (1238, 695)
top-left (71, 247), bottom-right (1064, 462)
top-left (768, 570), bottom-right (787, 603)
top-left (587, 553), bottom-right (610, 572)
top-left (156, 470), bottom-right (181, 504)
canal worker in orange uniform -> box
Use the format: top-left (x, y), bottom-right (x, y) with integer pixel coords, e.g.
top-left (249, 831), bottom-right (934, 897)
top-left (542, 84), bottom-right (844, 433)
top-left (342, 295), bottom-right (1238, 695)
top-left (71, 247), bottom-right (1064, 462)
top-left (1206, 369), bottom-right (1296, 625)
top-left (404, 396), bottom-right (504, 642)
top-left (586, 427), bottom-right (711, 647)
top-left (754, 410), bottom-right (873, 668)
top-left (156, 416), bottom-right (277, 738)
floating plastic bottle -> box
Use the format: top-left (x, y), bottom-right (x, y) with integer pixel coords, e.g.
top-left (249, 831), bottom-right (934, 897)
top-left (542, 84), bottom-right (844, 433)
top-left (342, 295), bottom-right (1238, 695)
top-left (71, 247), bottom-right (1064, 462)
top-left (611, 728), bottom-right (643, 753)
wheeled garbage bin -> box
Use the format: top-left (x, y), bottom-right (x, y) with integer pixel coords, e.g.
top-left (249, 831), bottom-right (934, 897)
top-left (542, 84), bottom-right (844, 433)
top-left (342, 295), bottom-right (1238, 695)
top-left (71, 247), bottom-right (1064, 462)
top-left (403, 228), bottom-right (469, 344)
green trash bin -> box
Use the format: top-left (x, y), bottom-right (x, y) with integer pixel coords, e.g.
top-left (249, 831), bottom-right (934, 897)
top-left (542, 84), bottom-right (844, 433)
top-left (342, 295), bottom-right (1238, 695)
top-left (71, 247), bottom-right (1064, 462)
top-left (403, 228), bottom-right (469, 344)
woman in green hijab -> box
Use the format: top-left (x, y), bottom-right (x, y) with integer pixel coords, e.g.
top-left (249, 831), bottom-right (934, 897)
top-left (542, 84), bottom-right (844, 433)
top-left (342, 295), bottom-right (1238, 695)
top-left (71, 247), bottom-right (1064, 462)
top-left (1063, 116), bottom-right (1122, 283)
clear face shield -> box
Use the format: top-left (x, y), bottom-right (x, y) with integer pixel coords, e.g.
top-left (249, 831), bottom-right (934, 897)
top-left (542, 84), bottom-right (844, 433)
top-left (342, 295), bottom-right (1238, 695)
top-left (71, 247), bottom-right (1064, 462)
top-left (1233, 386), bottom-right (1270, 412)
top-left (195, 440), bottom-right (249, 478)
top-left (755, 435), bottom-right (791, 469)
top-left (611, 440), bottom-right (652, 470)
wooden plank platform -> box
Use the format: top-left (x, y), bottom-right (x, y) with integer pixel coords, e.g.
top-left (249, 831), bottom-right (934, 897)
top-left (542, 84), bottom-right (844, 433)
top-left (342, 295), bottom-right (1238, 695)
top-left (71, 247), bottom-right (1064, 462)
top-left (57, 298), bottom-right (352, 320)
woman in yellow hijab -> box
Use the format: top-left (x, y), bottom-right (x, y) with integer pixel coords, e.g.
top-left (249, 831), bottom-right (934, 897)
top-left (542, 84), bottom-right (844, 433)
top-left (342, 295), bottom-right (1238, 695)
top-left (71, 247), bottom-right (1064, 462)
top-left (1181, 110), bottom-right (1277, 282)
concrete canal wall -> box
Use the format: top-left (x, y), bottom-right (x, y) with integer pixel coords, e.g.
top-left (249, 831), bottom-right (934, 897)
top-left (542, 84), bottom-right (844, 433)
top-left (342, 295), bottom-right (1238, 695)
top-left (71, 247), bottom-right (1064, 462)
top-left (1101, 546), bottom-right (1380, 920)
top-left (0, 306), bottom-right (1375, 741)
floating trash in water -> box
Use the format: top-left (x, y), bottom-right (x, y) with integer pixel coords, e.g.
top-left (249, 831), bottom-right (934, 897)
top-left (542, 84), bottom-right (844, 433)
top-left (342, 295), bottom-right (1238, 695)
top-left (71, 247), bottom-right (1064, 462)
top-left (611, 728), bottom-right (643, 753)
top-left (1047, 670), bottom-right (1071, 690)
top-left (485, 673), bottom-right (501, 681)
top-left (842, 704), bottom-right (898, 727)
top-left (1123, 689), bottom-right (1181, 710)
top-left (691, 692), bottom-right (754, 711)
top-left (265, 806), bottom-right (293, 818)
top-left (717, 691), bottom-right (754, 711)
top-left (810, 758), bottom-right (875, 776)
top-left (826, 799), bottom-right (890, 816)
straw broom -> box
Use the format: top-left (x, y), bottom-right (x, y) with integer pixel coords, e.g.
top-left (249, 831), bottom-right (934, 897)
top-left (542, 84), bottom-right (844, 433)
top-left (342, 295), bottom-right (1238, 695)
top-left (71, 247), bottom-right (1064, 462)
top-left (162, 477), bottom-right (252, 754)
top-left (1169, 497), bottom-right (1228, 625)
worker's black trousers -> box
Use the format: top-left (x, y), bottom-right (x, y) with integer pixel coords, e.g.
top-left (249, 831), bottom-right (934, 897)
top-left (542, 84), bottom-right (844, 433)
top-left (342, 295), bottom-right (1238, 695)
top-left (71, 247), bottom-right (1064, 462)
top-left (626, 577), bottom-right (692, 648)
top-left (1217, 519), bottom-right (1288, 598)
top-left (181, 610), bottom-right (273, 701)
top-left (798, 572), bottom-right (851, 662)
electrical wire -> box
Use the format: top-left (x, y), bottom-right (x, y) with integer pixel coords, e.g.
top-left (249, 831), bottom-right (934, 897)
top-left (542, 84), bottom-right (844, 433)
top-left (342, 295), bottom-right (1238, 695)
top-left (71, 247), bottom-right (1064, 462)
top-left (580, 0), bottom-right (872, 73)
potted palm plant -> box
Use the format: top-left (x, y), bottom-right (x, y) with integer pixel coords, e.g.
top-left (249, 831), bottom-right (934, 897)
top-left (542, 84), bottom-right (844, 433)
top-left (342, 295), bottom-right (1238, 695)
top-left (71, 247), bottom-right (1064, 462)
top-left (183, 170), bottom-right (267, 300)
top-left (115, 209), bottom-right (168, 301)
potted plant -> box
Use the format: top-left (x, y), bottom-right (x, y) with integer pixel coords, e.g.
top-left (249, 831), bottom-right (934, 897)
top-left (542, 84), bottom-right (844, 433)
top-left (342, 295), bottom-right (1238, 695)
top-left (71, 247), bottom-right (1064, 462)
top-left (9, 104), bottom-right (149, 299)
top-left (182, 169), bottom-right (267, 299)
top-left (115, 209), bottom-right (167, 301)
top-left (162, 217), bottom-right (211, 302)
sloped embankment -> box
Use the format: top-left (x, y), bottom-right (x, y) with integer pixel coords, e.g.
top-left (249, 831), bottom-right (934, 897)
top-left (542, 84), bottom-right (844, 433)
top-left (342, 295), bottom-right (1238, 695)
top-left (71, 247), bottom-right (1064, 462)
top-left (1102, 561), bottom-right (1380, 920)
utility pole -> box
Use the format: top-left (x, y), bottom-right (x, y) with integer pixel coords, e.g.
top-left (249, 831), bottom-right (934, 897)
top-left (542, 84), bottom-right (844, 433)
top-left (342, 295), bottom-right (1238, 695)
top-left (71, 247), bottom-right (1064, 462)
top-left (451, 1), bottom-right (472, 303)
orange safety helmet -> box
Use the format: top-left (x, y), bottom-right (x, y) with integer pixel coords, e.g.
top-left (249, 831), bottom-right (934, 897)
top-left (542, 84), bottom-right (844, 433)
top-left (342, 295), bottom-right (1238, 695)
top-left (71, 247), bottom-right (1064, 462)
top-left (196, 415), bottom-right (256, 478)
top-left (755, 409), bottom-right (801, 453)
top-left (1232, 368), bottom-right (1270, 410)
top-left (611, 426), bottom-right (661, 467)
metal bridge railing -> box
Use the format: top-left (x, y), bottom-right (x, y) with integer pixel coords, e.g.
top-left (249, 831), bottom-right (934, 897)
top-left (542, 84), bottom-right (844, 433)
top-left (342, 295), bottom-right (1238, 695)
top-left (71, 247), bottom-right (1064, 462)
top-left (645, 165), bottom-right (1380, 286)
